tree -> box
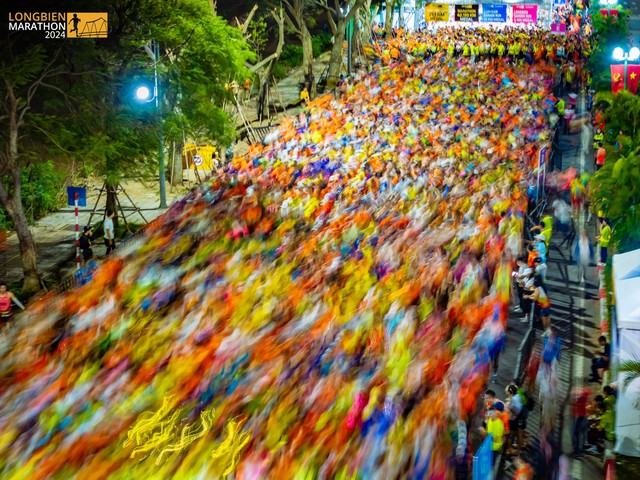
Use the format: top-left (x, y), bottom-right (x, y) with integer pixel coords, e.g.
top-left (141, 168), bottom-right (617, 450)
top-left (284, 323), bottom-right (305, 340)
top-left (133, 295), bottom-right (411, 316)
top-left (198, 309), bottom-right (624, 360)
top-left (312, 0), bottom-right (366, 90)
top-left (588, 10), bottom-right (631, 91)
top-left (0, 45), bottom-right (67, 291)
top-left (1, 0), bottom-right (254, 291)
top-left (280, 1), bottom-right (316, 95)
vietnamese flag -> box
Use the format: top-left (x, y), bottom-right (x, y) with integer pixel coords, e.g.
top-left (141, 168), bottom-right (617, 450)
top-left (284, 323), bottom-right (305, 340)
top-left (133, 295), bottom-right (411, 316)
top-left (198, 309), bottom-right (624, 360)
top-left (627, 65), bottom-right (640, 94)
top-left (611, 64), bottom-right (625, 93)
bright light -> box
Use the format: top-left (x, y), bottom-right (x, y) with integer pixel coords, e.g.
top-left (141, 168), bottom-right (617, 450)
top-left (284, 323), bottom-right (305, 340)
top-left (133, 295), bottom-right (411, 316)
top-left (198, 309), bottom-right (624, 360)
top-left (613, 47), bottom-right (624, 61)
top-left (630, 47), bottom-right (640, 61)
top-left (135, 85), bottom-right (151, 101)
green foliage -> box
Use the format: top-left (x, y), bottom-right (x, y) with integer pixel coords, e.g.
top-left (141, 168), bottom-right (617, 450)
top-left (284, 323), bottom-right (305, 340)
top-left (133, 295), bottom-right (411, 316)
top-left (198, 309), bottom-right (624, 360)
top-left (280, 44), bottom-right (304, 69)
top-left (247, 15), bottom-right (269, 55)
top-left (589, 10), bottom-right (631, 91)
top-left (0, 162), bottom-right (65, 228)
top-left (312, 33), bottom-right (333, 57)
top-left (590, 148), bottom-right (640, 252)
top-left (272, 63), bottom-right (288, 80)
top-left (589, 92), bottom-right (640, 252)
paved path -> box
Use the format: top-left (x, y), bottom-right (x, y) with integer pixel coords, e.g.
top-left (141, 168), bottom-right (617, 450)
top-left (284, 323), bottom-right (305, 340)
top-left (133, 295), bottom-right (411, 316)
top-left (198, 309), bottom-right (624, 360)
top-left (0, 181), bottom-right (185, 289)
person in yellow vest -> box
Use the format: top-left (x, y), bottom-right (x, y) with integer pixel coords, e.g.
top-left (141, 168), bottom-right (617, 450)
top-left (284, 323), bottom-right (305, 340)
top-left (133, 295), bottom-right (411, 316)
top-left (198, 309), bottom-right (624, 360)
top-left (480, 404), bottom-right (505, 466)
top-left (462, 43), bottom-right (470, 57)
top-left (300, 86), bottom-right (310, 105)
top-left (471, 44), bottom-right (479, 63)
top-left (597, 219), bottom-right (611, 264)
top-left (593, 128), bottom-right (604, 151)
top-left (447, 43), bottom-right (455, 57)
top-left (498, 43), bottom-right (505, 57)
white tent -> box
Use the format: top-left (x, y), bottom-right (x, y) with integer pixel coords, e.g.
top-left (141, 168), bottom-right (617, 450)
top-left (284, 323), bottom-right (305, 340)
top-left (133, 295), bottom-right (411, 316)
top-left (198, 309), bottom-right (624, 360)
top-left (612, 248), bottom-right (640, 457)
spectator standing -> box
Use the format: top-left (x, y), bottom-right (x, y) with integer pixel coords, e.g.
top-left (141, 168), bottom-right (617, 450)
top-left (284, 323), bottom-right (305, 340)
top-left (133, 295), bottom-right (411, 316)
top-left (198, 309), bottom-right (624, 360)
top-left (104, 210), bottom-right (116, 256)
top-left (596, 220), bottom-right (611, 264)
top-left (595, 143), bottom-right (606, 170)
top-left (79, 225), bottom-right (94, 265)
top-left (0, 282), bottom-right (25, 322)
top-left (479, 405), bottom-right (505, 466)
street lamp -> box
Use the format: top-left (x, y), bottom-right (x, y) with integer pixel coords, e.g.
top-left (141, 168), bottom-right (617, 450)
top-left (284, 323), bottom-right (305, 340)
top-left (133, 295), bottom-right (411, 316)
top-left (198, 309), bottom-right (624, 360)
top-left (133, 39), bottom-right (167, 209)
top-left (613, 46), bottom-right (640, 91)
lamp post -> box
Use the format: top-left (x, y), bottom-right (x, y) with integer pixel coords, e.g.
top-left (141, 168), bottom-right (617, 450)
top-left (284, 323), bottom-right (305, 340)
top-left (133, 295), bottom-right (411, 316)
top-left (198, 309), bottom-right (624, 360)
top-left (135, 39), bottom-right (167, 209)
top-left (613, 46), bottom-right (640, 91)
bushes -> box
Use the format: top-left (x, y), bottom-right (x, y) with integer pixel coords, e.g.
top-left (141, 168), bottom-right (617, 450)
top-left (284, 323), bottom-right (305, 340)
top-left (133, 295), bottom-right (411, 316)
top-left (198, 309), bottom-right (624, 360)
top-left (0, 161), bottom-right (66, 229)
top-left (312, 32), bottom-right (332, 57)
top-left (279, 44), bottom-right (303, 69)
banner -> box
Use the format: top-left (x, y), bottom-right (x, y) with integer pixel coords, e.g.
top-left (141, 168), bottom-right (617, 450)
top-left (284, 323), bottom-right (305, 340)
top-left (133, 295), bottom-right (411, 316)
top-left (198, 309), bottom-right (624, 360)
top-left (611, 64), bottom-right (625, 94)
top-left (481, 4), bottom-right (507, 23)
top-left (627, 65), bottom-right (640, 94)
top-left (425, 3), bottom-right (450, 22)
top-left (473, 435), bottom-right (493, 480)
top-left (553, 0), bottom-right (566, 4)
top-left (455, 4), bottom-right (479, 22)
top-left (551, 23), bottom-right (566, 34)
top-left (512, 5), bottom-right (538, 24)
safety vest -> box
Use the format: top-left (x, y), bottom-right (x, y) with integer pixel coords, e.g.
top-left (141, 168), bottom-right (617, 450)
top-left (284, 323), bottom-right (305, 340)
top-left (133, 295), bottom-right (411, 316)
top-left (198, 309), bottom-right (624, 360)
top-left (546, 45), bottom-right (554, 57)
top-left (448, 44), bottom-right (455, 56)
top-left (471, 45), bottom-right (479, 56)
top-left (593, 132), bottom-right (604, 149)
top-left (463, 44), bottom-right (470, 56)
top-left (557, 99), bottom-right (565, 116)
top-left (498, 44), bottom-right (505, 56)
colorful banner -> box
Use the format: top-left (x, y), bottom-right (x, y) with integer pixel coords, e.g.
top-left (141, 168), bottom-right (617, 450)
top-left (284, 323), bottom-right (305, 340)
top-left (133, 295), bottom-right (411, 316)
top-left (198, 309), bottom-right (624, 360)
top-left (512, 5), bottom-right (538, 24)
top-left (481, 4), bottom-right (507, 23)
top-left (553, 0), bottom-right (566, 4)
top-left (627, 65), bottom-right (640, 94)
top-left (551, 23), bottom-right (566, 34)
top-left (455, 4), bottom-right (479, 22)
top-left (425, 3), bottom-right (450, 22)
top-left (611, 64), bottom-right (625, 94)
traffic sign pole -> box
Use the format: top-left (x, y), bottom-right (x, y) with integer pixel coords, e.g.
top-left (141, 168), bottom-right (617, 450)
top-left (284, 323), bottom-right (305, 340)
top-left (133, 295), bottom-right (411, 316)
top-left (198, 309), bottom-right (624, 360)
top-left (74, 192), bottom-right (80, 270)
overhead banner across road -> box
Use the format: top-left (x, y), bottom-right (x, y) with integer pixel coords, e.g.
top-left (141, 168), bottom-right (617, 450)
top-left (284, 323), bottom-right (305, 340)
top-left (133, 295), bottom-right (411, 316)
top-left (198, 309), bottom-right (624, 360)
top-left (512, 4), bottom-right (538, 24)
top-left (425, 3), bottom-right (450, 22)
top-left (455, 4), bottom-right (479, 22)
top-left (481, 4), bottom-right (507, 23)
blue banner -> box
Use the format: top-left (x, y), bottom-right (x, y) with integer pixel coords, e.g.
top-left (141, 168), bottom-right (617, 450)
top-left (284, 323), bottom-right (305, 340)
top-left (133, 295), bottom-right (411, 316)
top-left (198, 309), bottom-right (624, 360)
top-left (481, 4), bottom-right (507, 23)
top-left (473, 434), bottom-right (494, 480)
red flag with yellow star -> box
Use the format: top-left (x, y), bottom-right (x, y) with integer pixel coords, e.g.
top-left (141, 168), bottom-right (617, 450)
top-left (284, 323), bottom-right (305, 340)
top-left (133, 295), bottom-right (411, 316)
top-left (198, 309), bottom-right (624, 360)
top-left (611, 64), bottom-right (625, 93)
top-left (627, 65), bottom-right (640, 94)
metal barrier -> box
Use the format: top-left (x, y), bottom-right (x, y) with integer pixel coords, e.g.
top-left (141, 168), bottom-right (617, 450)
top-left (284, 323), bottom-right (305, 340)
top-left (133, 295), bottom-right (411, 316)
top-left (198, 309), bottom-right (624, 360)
top-left (513, 304), bottom-right (536, 384)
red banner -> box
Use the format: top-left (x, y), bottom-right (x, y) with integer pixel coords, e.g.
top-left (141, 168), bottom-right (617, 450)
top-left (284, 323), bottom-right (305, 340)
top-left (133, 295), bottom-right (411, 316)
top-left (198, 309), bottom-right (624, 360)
top-left (611, 64), bottom-right (625, 93)
top-left (628, 65), bottom-right (640, 94)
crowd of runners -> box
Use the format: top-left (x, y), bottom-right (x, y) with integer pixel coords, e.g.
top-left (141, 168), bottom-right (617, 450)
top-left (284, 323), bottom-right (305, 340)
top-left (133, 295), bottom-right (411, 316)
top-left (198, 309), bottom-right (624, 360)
top-left (0, 18), bottom-right (594, 480)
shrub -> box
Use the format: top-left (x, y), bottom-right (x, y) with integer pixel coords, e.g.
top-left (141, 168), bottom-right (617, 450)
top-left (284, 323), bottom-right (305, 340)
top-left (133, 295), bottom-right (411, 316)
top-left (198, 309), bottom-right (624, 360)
top-left (312, 32), bottom-right (332, 57)
top-left (0, 161), bottom-right (66, 229)
top-left (279, 44), bottom-right (303, 69)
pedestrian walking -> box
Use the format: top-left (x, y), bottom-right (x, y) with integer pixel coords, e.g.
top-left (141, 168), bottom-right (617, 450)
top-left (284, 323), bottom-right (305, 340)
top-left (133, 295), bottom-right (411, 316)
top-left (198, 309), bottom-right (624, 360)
top-left (103, 210), bottom-right (116, 256)
top-left (570, 387), bottom-right (591, 456)
top-left (573, 229), bottom-right (593, 283)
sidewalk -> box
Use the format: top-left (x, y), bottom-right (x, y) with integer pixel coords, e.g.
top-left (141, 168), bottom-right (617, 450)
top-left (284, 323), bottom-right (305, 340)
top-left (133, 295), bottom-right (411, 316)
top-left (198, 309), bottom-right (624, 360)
top-left (0, 180), bottom-right (185, 288)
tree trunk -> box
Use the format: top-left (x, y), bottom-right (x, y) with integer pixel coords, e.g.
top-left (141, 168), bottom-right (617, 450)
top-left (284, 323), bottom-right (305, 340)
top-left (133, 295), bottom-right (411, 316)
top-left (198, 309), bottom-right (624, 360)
top-left (385, 0), bottom-right (394, 38)
top-left (300, 24), bottom-right (315, 97)
top-left (326, 21), bottom-right (346, 90)
top-left (2, 196), bottom-right (40, 292)
top-left (106, 182), bottom-right (119, 229)
top-left (171, 141), bottom-right (183, 186)
top-left (352, 9), bottom-right (360, 69)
